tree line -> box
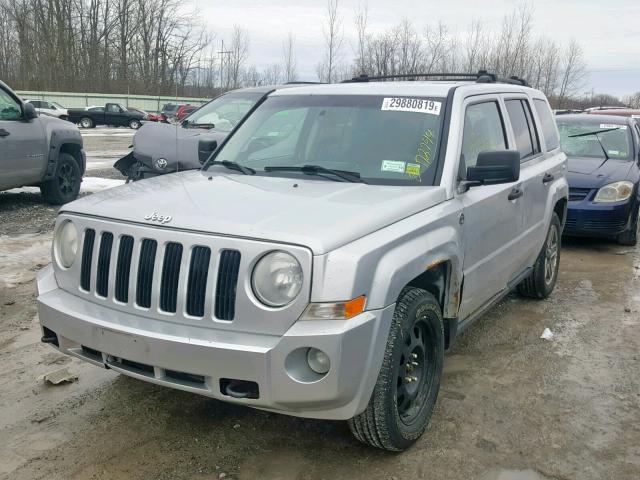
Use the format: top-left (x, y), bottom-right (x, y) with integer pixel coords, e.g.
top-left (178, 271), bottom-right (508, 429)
top-left (1, 0), bottom-right (636, 109)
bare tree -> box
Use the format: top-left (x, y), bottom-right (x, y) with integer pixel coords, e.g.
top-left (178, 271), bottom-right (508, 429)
top-left (227, 25), bottom-right (249, 88)
top-left (318, 0), bottom-right (344, 83)
top-left (353, 2), bottom-right (369, 75)
top-left (282, 31), bottom-right (297, 82)
top-left (558, 40), bottom-right (587, 107)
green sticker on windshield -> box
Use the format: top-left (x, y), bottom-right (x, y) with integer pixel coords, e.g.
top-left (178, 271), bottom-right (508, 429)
top-left (406, 163), bottom-right (421, 177)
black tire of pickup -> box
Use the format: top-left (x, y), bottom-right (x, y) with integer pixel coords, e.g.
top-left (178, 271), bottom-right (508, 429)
top-left (518, 212), bottom-right (561, 299)
top-left (79, 117), bottom-right (94, 128)
top-left (40, 153), bottom-right (81, 205)
top-left (348, 287), bottom-right (444, 451)
top-left (129, 119), bottom-right (142, 129)
top-left (617, 204), bottom-right (639, 246)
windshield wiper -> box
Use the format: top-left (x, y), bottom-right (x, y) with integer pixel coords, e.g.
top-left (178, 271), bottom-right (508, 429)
top-left (209, 160), bottom-right (255, 175)
top-left (568, 127), bottom-right (621, 161)
top-left (264, 165), bottom-right (366, 183)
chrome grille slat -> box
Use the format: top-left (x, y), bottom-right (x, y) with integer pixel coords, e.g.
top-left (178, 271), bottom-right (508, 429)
top-left (215, 250), bottom-right (241, 321)
top-left (160, 242), bottom-right (183, 313)
top-left (186, 246), bottom-right (211, 317)
top-left (136, 239), bottom-right (157, 308)
top-left (80, 229), bottom-right (96, 291)
top-left (115, 235), bottom-right (134, 303)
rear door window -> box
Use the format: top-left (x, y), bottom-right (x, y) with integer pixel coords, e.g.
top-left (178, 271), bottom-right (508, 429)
top-left (533, 99), bottom-right (560, 151)
top-left (506, 99), bottom-right (541, 161)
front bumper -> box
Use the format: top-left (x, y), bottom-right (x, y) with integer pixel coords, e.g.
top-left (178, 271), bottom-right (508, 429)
top-left (37, 265), bottom-right (393, 420)
top-left (564, 198), bottom-right (633, 237)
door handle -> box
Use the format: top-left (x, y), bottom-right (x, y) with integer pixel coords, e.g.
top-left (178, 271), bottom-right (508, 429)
top-left (0, 129), bottom-right (9, 137)
top-left (543, 173), bottom-right (554, 184)
top-left (508, 188), bottom-right (524, 201)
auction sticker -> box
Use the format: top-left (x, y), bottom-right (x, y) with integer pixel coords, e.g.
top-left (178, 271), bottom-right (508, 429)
top-left (381, 98), bottom-right (441, 115)
top-left (381, 160), bottom-right (406, 173)
top-left (600, 124), bottom-right (627, 130)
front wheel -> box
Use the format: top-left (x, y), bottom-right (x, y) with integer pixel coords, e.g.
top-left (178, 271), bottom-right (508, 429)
top-left (617, 204), bottom-right (638, 246)
top-left (129, 119), bottom-right (141, 129)
top-left (348, 287), bottom-right (444, 451)
top-left (40, 153), bottom-right (81, 205)
top-left (518, 212), bottom-right (561, 298)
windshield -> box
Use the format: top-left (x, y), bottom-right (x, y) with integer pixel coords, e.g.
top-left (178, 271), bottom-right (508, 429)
top-left (51, 101), bottom-right (65, 109)
top-left (185, 92), bottom-right (263, 131)
top-left (206, 94), bottom-right (445, 185)
top-left (557, 119), bottom-right (632, 160)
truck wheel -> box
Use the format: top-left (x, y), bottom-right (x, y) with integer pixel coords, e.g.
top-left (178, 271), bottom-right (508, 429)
top-left (79, 117), bottom-right (93, 128)
top-left (129, 119), bottom-right (141, 129)
top-left (40, 153), bottom-right (81, 205)
top-left (518, 212), bottom-right (561, 299)
top-left (617, 204), bottom-right (638, 246)
top-left (348, 287), bottom-right (444, 451)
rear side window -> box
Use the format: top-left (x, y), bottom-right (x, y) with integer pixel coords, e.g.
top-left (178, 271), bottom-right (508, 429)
top-left (506, 99), bottom-right (541, 161)
top-left (460, 101), bottom-right (508, 177)
top-left (533, 99), bottom-right (560, 150)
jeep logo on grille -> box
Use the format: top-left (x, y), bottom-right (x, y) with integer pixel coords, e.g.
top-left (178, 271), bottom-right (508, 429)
top-left (144, 212), bottom-right (172, 224)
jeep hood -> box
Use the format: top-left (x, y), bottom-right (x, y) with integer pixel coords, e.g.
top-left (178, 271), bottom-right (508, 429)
top-left (133, 122), bottom-right (227, 172)
top-left (63, 171), bottom-right (446, 254)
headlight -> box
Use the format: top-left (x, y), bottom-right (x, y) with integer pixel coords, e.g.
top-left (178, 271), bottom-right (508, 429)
top-left (54, 220), bottom-right (78, 268)
top-left (594, 181), bottom-right (634, 203)
top-left (251, 251), bottom-right (303, 307)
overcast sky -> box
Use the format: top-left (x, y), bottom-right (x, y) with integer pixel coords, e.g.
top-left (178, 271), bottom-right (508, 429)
top-left (197, 0), bottom-right (640, 97)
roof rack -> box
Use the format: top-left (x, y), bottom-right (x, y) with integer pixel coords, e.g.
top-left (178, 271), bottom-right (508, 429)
top-left (341, 70), bottom-right (529, 87)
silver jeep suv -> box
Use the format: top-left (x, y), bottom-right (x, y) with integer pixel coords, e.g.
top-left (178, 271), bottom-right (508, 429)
top-left (37, 72), bottom-right (568, 451)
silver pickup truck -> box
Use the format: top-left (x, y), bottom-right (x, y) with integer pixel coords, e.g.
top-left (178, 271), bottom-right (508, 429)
top-left (37, 72), bottom-right (568, 451)
top-left (0, 80), bottom-right (85, 204)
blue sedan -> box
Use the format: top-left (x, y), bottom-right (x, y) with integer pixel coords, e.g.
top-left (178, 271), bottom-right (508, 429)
top-left (557, 114), bottom-right (640, 245)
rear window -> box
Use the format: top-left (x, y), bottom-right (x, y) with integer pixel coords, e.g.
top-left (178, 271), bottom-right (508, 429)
top-left (533, 99), bottom-right (560, 150)
top-left (506, 99), bottom-right (541, 161)
top-left (557, 119), bottom-right (633, 160)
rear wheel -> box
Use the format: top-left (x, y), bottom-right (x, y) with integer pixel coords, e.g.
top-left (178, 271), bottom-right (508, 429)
top-left (518, 212), bottom-right (561, 298)
top-left (617, 204), bottom-right (639, 246)
top-left (79, 117), bottom-right (93, 128)
top-left (40, 153), bottom-right (81, 205)
top-left (348, 287), bottom-right (444, 451)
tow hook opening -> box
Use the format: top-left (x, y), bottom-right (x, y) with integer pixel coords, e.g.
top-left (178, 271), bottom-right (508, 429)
top-left (41, 327), bottom-right (59, 347)
top-left (220, 378), bottom-right (259, 399)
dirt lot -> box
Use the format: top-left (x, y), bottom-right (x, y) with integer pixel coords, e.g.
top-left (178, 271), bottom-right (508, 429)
top-left (1, 134), bottom-right (639, 479)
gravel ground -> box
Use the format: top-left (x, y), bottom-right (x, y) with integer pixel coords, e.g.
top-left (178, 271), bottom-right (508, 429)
top-left (1, 135), bottom-right (639, 480)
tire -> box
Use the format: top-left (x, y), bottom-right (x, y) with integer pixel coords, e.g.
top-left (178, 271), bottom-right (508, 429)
top-left (518, 212), bottom-right (561, 299)
top-left (617, 204), bottom-right (639, 246)
top-left (40, 153), bottom-right (82, 205)
top-left (348, 287), bottom-right (444, 451)
top-left (79, 117), bottom-right (93, 128)
top-left (129, 119), bottom-right (141, 129)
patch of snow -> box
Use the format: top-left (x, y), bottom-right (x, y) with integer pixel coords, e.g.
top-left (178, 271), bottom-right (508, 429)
top-left (5, 177), bottom-right (124, 195)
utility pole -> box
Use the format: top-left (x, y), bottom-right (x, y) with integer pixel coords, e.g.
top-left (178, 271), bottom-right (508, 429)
top-left (218, 40), bottom-right (231, 91)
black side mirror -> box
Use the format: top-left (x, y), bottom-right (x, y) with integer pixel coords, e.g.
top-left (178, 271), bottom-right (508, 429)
top-left (23, 102), bottom-right (37, 120)
top-left (466, 150), bottom-right (520, 186)
top-left (198, 140), bottom-right (218, 164)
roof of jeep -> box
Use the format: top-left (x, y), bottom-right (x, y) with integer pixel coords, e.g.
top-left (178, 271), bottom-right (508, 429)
top-left (268, 81), bottom-right (541, 98)
top-left (557, 114), bottom-right (634, 126)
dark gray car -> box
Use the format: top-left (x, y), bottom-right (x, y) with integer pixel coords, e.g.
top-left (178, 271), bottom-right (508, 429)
top-left (114, 85), bottom-right (303, 181)
top-left (0, 80), bottom-right (85, 204)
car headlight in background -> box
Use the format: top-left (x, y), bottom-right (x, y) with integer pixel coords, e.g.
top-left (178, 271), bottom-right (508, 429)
top-left (594, 181), bottom-right (634, 203)
top-left (251, 251), bottom-right (303, 307)
top-left (54, 220), bottom-right (78, 268)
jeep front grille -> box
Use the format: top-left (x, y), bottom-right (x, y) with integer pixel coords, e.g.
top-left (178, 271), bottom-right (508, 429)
top-left (78, 230), bottom-right (241, 320)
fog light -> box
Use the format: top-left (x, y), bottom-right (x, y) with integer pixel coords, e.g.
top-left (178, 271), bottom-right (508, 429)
top-left (306, 348), bottom-right (330, 374)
